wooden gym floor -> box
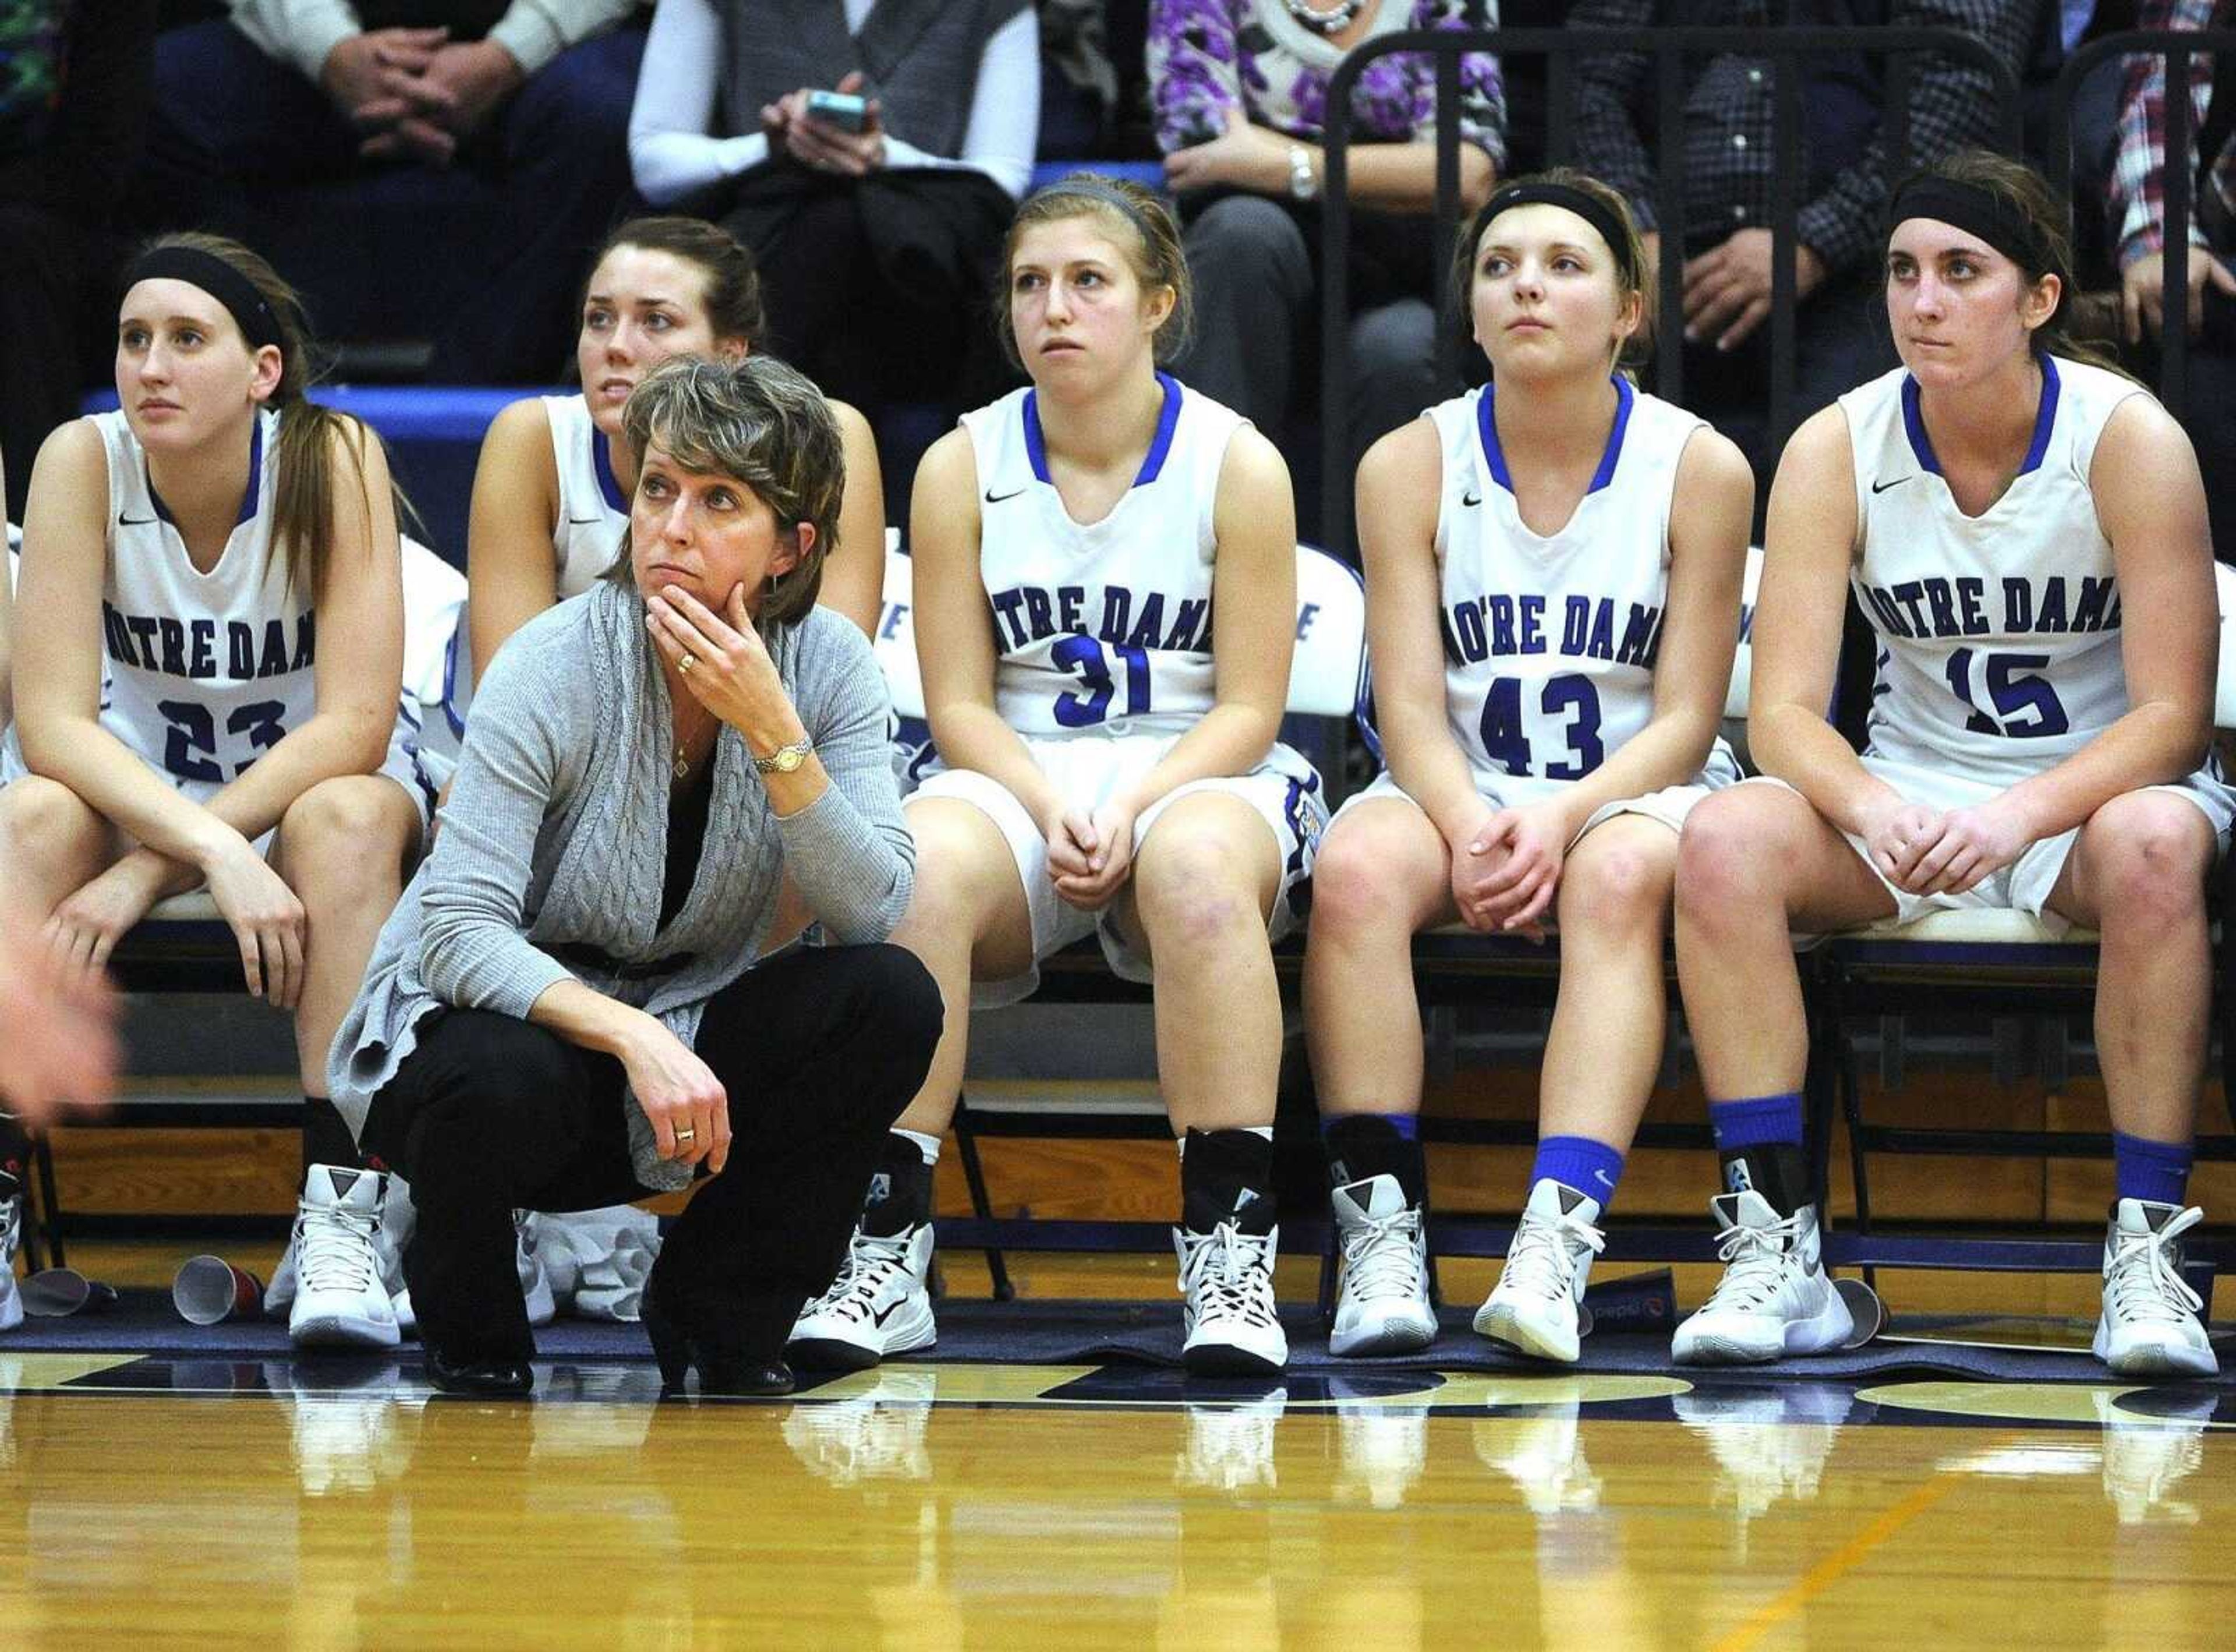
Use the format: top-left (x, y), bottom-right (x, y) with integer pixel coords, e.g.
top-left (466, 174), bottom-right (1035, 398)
top-left (8, 1063), bottom-right (2233, 1645)
top-left (2, 1246), bottom-right (2233, 1649)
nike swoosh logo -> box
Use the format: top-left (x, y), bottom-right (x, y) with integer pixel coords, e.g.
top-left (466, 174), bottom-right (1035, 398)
top-left (873, 1300), bottom-right (906, 1326)
top-left (1870, 476), bottom-right (1913, 494)
top-left (118, 512), bottom-right (158, 526)
top-left (1593, 1169), bottom-right (1615, 1188)
top-left (1460, 491), bottom-right (1483, 507)
top-left (984, 486), bottom-right (1026, 504)
top-left (565, 515), bottom-right (606, 525)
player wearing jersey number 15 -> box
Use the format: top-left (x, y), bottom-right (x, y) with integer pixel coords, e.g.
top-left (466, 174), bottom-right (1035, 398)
top-left (1675, 152), bottom-right (2233, 1379)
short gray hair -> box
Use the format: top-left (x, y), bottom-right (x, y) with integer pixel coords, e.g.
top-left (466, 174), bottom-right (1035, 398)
top-left (610, 355), bottom-right (847, 628)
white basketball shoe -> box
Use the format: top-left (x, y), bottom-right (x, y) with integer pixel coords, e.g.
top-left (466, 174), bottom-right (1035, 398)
top-left (2093, 1198), bottom-right (2218, 1379)
top-left (1329, 1175), bottom-right (1436, 1357)
top-left (1177, 1193), bottom-right (1287, 1377)
top-left (269, 1168), bottom-right (416, 1333)
top-left (286, 1165), bottom-right (401, 1350)
top-left (788, 1222), bottom-right (939, 1371)
top-left (1671, 1190), bottom-right (1852, 1366)
top-left (0, 1173), bottom-right (23, 1333)
top-left (1475, 1179), bottom-right (1607, 1363)
top-left (514, 1211), bottom-right (555, 1329)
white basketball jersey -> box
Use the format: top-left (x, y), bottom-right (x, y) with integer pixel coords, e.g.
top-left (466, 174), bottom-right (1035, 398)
top-left (1842, 356), bottom-right (2145, 780)
top-left (961, 374), bottom-right (1239, 738)
top-left (97, 408), bottom-right (318, 800)
top-left (546, 393), bottom-right (630, 597)
top-left (1428, 378), bottom-right (1729, 795)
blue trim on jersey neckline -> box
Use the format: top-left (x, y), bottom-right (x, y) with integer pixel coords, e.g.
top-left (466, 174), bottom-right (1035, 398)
top-left (1476, 374), bottom-right (1634, 498)
top-left (1023, 371), bottom-right (1184, 489)
top-left (149, 412), bottom-right (264, 529)
top-left (591, 429), bottom-right (629, 514)
top-left (1900, 353), bottom-right (2060, 479)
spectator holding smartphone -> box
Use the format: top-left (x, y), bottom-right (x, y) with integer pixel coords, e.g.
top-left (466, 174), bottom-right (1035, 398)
top-left (628, 0), bottom-right (1041, 420)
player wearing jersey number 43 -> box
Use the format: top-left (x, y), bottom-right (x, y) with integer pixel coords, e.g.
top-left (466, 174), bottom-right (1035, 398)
top-left (1302, 169), bottom-right (1753, 1363)
top-left (792, 175), bottom-right (1326, 1377)
top-left (1674, 152), bottom-right (2231, 1378)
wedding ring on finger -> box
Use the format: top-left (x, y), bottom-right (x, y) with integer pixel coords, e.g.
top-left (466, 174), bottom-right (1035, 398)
top-left (678, 652), bottom-right (696, 676)
top-left (675, 1128), bottom-right (696, 1142)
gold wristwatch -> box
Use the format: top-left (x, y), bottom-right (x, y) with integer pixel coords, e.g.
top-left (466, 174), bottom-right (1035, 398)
top-left (752, 737), bottom-right (815, 775)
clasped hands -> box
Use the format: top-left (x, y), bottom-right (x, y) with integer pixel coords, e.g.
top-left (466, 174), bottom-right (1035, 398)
top-left (1862, 797), bottom-right (2029, 898)
top-left (1450, 800), bottom-right (1569, 940)
top-left (321, 27), bottom-right (524, 166)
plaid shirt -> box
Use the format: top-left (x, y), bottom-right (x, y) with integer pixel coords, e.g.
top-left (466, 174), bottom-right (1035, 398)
top-left (1569, 0), bottom-right (2036, 277)
top-left (2109, 0), bottom-right (2236, 267)
top-left (0, 1), bottom-right (69, 157)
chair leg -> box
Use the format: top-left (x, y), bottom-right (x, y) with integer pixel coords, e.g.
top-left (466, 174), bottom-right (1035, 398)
top-left (1838, 1023), bottom-right (1876, 1292)
top-left (31, 1133), bottom-right (65, 1271)
top-left (951, 1096), bottom-right (1014, 1303)
top-left (2217, 848), bottom-right (2236, 1134)
top-left (1317, 1216), bottom-right (1339, 1326)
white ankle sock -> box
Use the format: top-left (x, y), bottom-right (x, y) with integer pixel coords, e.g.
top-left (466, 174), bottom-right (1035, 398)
top-left (896, 1128), bottom-right (943, 1166)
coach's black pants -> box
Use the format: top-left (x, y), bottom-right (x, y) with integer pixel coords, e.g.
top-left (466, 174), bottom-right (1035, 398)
top-left (362, 944), bottom-right (942, 1365)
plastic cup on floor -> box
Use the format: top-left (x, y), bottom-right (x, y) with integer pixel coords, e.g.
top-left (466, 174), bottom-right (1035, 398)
top-left (173, 1255), bottom-right (265, 1326)
top-left (22, 1268), bottom-right (121, 1317)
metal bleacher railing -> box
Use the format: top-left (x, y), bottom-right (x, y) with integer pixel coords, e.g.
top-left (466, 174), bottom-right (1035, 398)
top-left (1316, 22), bottom-right (2023, 562)
top-left (1307, 24), bottom-right (2236, 1297)
top-left (2048, 27), bottom-right (2236, 416)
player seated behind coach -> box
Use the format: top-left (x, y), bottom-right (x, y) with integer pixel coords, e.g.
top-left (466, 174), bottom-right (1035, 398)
top-left (329, 355), bottom-right (941, 1399)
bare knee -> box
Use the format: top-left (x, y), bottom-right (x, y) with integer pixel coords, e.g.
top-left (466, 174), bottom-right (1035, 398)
top-left (1133, 821), bottom-right (1263, 948)
top-left (1310, 820), bottom-right (1413, 942)
top-left (277, 777), bottom-right (416, 895)
top-left (1558, 833), bottom-right (1674, 941)
top-left (1676, 789), bottom-right (1801, 929)
top-left (897, 803), bottom-right (1016, 940)
top-left (0, 776), bottom-right (112, 900)
top-left (0, 774), bottom-right (103, 852)
top-left (2085, 797), bottom-right (2213, 939)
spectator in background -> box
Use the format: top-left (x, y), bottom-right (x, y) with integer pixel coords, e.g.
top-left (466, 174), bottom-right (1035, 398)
top-left (0, 2), bottom-right (156, 522)
top-left (2109, 0), bottom-right (2236, 559)
top-left (2022, 3), bottom-right (2136, 282)
top-left (1149, 1), bottom-right (1503, 482)
top-left (131, 2), bottom-right (645, 383)
top-left (628, 0), bottom-right (1039, 421)
top-left (1569, 0), bottom-right (2038, 492)
top-left (1040, 0), bottom-right (1123, 155)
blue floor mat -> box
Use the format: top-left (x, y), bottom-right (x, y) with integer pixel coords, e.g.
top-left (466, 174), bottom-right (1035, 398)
top-left (5, 1292), bottom-right (2229, 1386)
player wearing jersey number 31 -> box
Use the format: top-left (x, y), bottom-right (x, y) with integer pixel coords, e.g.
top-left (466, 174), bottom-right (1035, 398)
top-left (789, 176), bottom-right (1328, 1378)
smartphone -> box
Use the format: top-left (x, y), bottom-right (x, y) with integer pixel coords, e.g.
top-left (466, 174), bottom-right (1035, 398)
top-left (804, 89), bottom-right (870, 133)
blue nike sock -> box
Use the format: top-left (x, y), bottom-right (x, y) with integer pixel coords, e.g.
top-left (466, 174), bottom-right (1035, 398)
top-left (1530, 1135), bottom-right (1626, 1210)
top-left (2113, 1131), bottom-right (2193, 1208)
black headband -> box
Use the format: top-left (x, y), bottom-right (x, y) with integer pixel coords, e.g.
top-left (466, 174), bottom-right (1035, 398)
top-left (122, 246), bottom-right (282, 353)
top-left (1884, 175), bottom-right (2057, 280)
top-left (1469, 182), bottom-right (1637, 284)
top-left (1037, 175), bottom-right (1161, 247)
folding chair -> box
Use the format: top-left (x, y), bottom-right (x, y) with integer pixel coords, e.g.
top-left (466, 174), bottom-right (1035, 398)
top-left (1812, 563), bottom-right (2236, 1298)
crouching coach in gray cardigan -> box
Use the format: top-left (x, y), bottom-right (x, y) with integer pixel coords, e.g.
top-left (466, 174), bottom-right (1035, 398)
top-left (330, 355), bottom-right (940, 1399)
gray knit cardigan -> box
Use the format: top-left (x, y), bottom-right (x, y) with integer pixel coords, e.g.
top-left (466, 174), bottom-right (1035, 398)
top-left (328, 579), bottom-right (915, 1191)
